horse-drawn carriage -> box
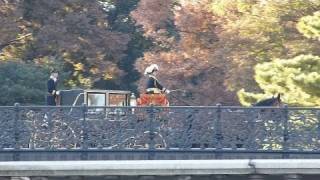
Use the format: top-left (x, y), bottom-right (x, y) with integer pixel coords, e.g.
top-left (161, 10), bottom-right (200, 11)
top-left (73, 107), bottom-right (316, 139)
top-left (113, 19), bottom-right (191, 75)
top-left (37, 89), bottom-right (170, 149)
top-left (58, 89), bottom-right (169, 107)
top-left (8, 89), bottom-right (170, 149)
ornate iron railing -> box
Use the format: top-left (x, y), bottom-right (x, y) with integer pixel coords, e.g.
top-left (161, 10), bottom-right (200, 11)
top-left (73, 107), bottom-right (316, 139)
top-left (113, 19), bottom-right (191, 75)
top-left (0, 104), bottom-right (319, 160)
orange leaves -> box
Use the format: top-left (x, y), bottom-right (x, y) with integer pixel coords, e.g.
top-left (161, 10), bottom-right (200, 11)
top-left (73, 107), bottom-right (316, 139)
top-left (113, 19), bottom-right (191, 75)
top-left (131, 0), bottom-right (237, 105)
top-left (131, 0), bottom-right (173, 36)
top-left (175, 0), bottom-right (215, 33)
top-left (0, 0), bottom-right (134, 87)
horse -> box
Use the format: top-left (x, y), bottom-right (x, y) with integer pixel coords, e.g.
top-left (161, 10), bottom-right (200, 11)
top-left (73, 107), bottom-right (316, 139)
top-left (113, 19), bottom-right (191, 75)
top-left (229, 94), bottom-right (284, 149)
top-left (252, 93), bottom-right (284, 117)
top-left (253, 93), bottom-right (283, 107)
top-left (239, 93), bottom-right (285, 149)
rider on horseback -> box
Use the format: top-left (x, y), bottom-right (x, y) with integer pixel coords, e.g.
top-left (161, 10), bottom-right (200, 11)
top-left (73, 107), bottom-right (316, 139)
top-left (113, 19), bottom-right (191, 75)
top-left (144, 64), bottom-right (170, 94)
top-left (137, 64), bottom-right (170, 106)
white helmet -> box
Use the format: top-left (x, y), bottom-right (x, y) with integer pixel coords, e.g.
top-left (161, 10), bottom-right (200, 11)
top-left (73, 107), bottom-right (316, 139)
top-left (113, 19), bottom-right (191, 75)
top-left (144, 64), bottom-right (159, 75)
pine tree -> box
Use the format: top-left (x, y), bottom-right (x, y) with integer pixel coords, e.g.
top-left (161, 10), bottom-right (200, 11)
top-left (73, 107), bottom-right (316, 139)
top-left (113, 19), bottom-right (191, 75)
top-left (297, 11), bottom-right (320, 40)
top-left (239, 55), bottom-right (320, 106)
top-left (0, 61), bottom-right (50, 105)
top-left (239, 11), bottom-right (320, 106)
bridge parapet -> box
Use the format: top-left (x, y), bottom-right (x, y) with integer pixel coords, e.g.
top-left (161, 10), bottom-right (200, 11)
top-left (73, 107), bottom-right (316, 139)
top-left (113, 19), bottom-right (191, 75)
top-left (0, 105), bottom-right (319, 160)
top-left (1, 160), bottom-right (320, 179)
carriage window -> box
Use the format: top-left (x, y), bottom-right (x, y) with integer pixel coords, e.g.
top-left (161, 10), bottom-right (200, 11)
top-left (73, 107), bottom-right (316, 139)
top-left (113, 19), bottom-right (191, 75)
top-left (87, 93), bottom-right (106, 106)
top-left (109, 93), bottom-right (128, 106)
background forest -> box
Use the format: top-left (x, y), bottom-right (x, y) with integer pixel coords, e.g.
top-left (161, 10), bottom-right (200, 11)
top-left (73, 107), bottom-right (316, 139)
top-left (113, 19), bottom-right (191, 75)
top-left (0, 0), bottom-right (319, 106)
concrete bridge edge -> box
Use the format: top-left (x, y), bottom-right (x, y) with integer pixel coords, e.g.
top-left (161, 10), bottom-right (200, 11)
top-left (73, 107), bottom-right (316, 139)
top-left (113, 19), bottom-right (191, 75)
top-left (0, 159), bottom-right (319, 177)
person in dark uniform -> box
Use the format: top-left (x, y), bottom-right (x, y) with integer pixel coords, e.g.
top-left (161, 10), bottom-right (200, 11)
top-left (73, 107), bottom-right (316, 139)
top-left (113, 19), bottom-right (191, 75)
top-left (47, 71), bottom-right (60, 106)
top-left (144, 64), bottom-right (170, 94)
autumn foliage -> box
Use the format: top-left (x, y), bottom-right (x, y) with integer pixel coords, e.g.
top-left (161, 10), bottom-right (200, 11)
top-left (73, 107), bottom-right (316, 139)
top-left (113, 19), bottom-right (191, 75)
top-left (132, 0), bottom-right (320, 106)
top-left (132, 0), bottom-right (236, 105)
top-left (0, 0), bottom-right (320, 106)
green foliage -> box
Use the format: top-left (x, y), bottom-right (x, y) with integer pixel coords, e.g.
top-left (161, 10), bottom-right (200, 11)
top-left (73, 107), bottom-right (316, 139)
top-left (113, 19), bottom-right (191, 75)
top-left (239, 55), bottom-right (320, 106)
top-left (237, 89), bottom-right (269, 106)
top-left (210, 0), bottom-right (320, 93)
top-left (297, 11), bottom-right (320, 39)
top-left (238, 5), bottom-right (320, 107)
top-left (0, 61), bottom-right (51, 105)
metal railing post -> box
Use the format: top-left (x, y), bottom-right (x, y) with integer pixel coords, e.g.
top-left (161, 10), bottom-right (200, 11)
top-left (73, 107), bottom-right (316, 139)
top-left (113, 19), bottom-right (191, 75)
top-left (81, 103), bottom-right (88, 160)
top-left (148, 105), bottom-right (156, 160)
top-left (47, 107), bottom-right (53, 150)
top-left (282, 105), bottom-right (289, 158)
top-left (13, 103), bottom-right (20, 161)
top-left (247, 109), bottom-right (256, 150)
top-left (215, 104), bottom-right (223, 159)
top-left (317, 110), bottom-right (320, 148)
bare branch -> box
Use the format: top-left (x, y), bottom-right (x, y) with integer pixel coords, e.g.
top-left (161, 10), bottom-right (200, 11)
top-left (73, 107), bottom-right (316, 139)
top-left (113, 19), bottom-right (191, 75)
top-left (0, 33), bottom-right (31, 50)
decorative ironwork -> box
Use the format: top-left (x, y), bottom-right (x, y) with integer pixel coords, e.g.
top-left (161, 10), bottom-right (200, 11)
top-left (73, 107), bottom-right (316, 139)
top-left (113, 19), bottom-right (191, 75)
top-left (0, 104), bottom-right (319, 156)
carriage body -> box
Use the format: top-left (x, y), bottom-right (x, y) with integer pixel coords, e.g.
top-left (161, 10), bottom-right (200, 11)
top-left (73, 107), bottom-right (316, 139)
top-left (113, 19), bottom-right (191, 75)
top-left (59, 89), bottom-right (132, 107)
top-left (58, 89), bottom-right (169, 107)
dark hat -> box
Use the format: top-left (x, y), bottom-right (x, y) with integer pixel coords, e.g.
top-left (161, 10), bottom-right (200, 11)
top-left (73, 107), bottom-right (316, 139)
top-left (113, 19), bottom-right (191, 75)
top-left (50, 69), bottom-right (59, 74)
